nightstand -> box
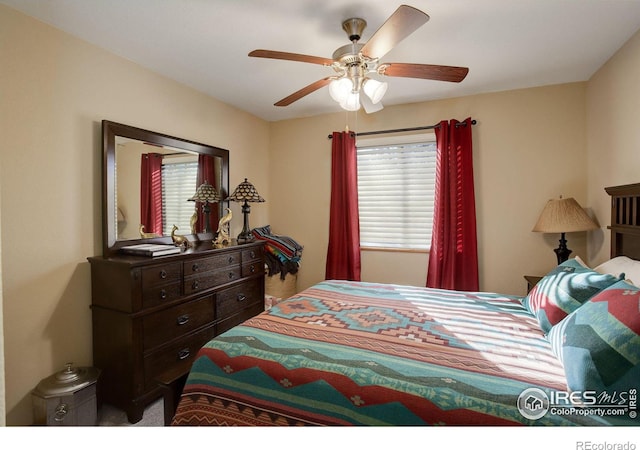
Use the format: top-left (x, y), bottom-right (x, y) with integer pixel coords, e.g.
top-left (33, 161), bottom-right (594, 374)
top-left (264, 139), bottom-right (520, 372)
top-left (524, 275), bottom-right (542, 293)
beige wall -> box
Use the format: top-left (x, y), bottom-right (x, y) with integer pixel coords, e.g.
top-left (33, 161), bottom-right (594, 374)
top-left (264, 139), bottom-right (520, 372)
top-left (0, 182), bottom-right (4, 426)
top-left (586, 29), bottom-right (640, 265)
top-left (0, 5), bottom-right (269, 425)
top-left (270, 83), bottom-right (590, 296)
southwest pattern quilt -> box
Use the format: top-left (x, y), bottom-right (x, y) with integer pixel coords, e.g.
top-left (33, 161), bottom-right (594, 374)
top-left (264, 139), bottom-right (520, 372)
top-left (172, 280), bottom-right (610, 426)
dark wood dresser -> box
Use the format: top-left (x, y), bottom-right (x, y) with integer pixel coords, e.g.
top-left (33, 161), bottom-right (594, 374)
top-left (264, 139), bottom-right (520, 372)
top-left (88, 240), bottom-right (265, 423)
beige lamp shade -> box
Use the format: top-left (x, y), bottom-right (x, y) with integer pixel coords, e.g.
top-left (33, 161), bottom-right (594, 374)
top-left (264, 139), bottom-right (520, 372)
top-left (533, 197), bottom-right (598, 264)
top-left (532, 197), bottom-right (598, 233)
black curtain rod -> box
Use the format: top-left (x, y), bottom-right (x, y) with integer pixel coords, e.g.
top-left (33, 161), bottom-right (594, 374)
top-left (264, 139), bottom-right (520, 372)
top-left (327, 119), bottom-right (477, 139)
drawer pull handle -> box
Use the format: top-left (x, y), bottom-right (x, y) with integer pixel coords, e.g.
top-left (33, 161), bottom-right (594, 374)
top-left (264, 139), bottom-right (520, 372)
top-left (54, 403), bottom-right (69, 422)
top-left (228, 256), bottom-right (234, 264)
top-left (237, 294), bottom-right (246, 302)
top-left (192, 263), bottom-right (199, 272)
top-left (159, 270), bottom-right (167, 279)
top-left (178, 348), bottom-right (190, 360)
top-left (228, 272), bottom-right (235, 280)
top-left (177, 314), bottom-right (190, 326)
top-left (192, 280), bottom-right (199, 290)
top-left (249, 264), bottom-right (256, 273)
top-left (250, 251), bottom-right (256, 258)
top-left (159, 289), bottom-right (167, 300)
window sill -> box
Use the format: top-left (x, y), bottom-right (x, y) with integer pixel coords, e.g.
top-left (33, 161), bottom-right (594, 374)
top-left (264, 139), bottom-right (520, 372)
top-left (361, 246), bottom-right (429, 254)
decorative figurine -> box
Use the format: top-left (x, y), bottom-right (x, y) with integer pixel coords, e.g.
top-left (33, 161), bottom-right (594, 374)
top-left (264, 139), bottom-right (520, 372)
top-left (171, 225), bottom-right (192, 249)
top-left (190, 210), bottom-right (198, 235)
top-left (139, 224), bottom-right (161, 238)
top-left (214, 208), bottom-right (232, 246)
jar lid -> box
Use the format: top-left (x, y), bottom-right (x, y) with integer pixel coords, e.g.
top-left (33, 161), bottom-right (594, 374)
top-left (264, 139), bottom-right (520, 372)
top-left (33, 363), bottom-right (100, 398)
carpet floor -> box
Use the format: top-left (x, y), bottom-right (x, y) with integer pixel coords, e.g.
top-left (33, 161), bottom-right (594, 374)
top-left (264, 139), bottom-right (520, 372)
top-left (97, 398), bottom-right (164, 426)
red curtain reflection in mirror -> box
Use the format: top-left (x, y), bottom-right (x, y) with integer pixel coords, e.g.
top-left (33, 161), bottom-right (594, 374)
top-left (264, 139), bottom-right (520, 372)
top-left (140, 153), bottom-right (163, 235)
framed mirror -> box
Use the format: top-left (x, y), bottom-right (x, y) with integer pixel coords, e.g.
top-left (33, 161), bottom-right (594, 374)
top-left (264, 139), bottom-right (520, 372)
top-left (102, 120), bottom-right (229, 256)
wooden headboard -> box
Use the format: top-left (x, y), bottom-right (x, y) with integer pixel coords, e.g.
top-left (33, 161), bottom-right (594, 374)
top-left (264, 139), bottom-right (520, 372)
top-left (605, 183), bottom-right (640, 259)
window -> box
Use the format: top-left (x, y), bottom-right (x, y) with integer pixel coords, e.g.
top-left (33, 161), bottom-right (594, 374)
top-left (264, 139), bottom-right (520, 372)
top-left (357, 134), bottom-right (437, 251)
top-left (161, 155), bottom-right (198, 236)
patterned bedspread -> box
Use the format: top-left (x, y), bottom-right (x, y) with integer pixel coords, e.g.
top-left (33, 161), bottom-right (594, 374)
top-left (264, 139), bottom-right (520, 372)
top-left (172, 280), bottom-right (610, 426)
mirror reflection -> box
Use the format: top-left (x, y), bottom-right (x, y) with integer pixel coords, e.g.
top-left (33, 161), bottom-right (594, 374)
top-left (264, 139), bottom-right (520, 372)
top-left (102, 120), bottom-right (230, 256)
top-left (115, 138), bottom-right (223, 240)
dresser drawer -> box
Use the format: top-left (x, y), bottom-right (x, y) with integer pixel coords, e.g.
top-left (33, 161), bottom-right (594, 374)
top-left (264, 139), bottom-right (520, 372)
top-left (216, 301), bottom-right (265, 335)
top-left (184, 267), bottom-right (242, 295)
top-left (142, 295), bottom-right (215, 350)
top-left (143, 325), bottom-right (216, 391)
top-left (216, 277), bottom-right (262, 319)
top-left (184, 252), bottom-right (240, 276)
top-left (242, 245), bottom-right (263, 263)
top-left (242, 261), bottom-right (262, 277)
top-left (142, 282), bottom-right (182, 309)
top-left (141, 263), bottom-right (182, 289)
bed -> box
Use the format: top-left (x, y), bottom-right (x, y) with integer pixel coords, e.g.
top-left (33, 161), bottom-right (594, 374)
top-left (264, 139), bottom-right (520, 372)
top-left (171, 184), bottom-right (640, 426)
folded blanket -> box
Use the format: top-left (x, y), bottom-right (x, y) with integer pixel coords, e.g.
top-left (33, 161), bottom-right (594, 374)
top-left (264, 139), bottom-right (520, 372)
top-left (253, 225), bottom-right (303, 280)
top-left (264, 252), bottom-right (299, 280)
top-left (252, 225), bottom-right (303, 261)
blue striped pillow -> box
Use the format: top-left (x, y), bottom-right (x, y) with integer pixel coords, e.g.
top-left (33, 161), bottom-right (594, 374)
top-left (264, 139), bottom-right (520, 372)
top-left (547, 279), bottom-right (640, 394)
top-left (523, 258), bottom-right (621, 333)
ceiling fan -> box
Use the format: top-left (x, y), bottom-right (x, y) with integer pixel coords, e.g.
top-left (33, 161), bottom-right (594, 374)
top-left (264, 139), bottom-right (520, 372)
top-left (249, 5), bottom-right (469, 113)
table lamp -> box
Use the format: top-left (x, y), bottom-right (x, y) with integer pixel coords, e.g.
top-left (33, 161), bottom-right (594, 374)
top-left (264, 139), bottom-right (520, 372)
top-left (226, 178), bottom-right (265, 243)
top-left (188, 181), bottom-right (220, 233)
top-left (532, 196), bottom-right (598, 264)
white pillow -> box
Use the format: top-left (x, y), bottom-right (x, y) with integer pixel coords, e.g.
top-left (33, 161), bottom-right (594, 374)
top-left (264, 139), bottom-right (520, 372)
top-left (594, 256), bottom-right (640, 286)
top-left (574, 255), bottom-right (589, 269)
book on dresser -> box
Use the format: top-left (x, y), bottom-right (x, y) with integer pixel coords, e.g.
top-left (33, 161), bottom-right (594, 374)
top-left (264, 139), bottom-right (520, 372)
top-left (120, 243), bottom-right (182, 257)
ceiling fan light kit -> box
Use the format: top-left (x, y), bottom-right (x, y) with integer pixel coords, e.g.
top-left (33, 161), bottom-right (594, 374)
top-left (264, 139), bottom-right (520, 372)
top-left (329, 77), bottom-right (353, 102)
top-left (363, 78), bottom-right (388, 104)
top-left (249, 5), bottom-right (469, 113)
top-left (340, 90), bottom-right (361, 111)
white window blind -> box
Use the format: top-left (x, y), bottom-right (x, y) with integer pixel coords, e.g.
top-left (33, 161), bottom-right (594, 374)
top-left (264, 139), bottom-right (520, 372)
top-left (161, 159), bottom-right (198, 236)
top-left (357, 138), bottom-right (437, 250)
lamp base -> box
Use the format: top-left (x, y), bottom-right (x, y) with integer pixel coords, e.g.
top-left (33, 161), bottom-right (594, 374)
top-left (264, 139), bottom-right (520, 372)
top-left (237, 201), bottom-right (254, 244)
top-left (554, 232), bottom-right (572, 265)
top-left (236, 233), bottom-right (255, 244)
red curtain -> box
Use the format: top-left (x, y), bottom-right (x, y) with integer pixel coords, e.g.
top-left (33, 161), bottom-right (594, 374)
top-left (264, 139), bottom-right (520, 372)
top-left (195, 154), bottom-right (219, 233)
top-left (140, 153), bottom-right (163, 235)
top-left (427, 117), bottom-right (479, 291)
top-left (325, 131), bottom-right (361, 281)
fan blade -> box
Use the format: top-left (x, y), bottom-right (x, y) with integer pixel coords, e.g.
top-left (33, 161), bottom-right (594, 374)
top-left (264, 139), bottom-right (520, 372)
top-left (274, 77), bottom-right (333, 106)
top-left (379, 63), bottom-right (469, 83)
top-left (249, 49), bottom-right (334, 66)
top-left (360, 5), bottom-right (429, 59)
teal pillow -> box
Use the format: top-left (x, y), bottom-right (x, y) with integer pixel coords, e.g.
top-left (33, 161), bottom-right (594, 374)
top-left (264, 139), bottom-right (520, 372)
top-left (547, 279), bottom-right (640, 393)
top-left (523, 258), bottom-right (621, 333)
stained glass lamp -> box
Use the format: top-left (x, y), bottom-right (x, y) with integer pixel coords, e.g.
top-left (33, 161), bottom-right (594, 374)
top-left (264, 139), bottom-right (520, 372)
top-left (188, 181), bottom-right (220, 233)
top-left (226, 178), bottom-right (265, 243)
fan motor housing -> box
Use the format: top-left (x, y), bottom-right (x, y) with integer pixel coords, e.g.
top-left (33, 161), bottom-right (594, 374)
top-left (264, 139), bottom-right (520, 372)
top-left (332, 43), bottom-right (365, 65)
top-left (342, 17), bottom-right (366, 42)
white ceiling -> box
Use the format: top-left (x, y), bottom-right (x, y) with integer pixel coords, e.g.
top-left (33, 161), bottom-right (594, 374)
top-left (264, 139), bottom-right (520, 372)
top-left (3, 0), bottom-right (640, 122)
